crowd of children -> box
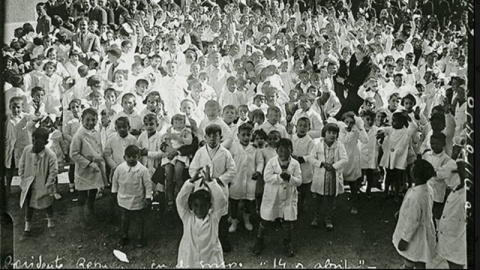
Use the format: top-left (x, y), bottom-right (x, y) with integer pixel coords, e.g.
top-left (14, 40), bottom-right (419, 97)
top-left (3, 0), bottom-right (470, 268)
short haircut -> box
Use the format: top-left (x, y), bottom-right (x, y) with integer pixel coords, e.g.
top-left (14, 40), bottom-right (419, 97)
top-left (105, 87), bottom-right (119, 97)
top-left (205, 100), bottom-right (220, 110)
top-left (361, 109), bottom-right (376, 119)
top-left (205, 124), bottom-right (222, 136)
top-left (392, 111), bottom-right (408, 128)
top-left (135, 78), bottom-right (149, 87)
top-left (388, 92), bottom-right (400, 101)
top-left (87, 75), bottom-right (102, 87)
top-left (69, 98), bottom-right (82, 108)
top-left (43, 61), bottom-right (57, 71)
top-left (249, 109), bottom-right (265, 121)
top-left (143, 113), bottom-right (158, 123)
top-left (31, 86), bottom-right (45, 96)
top-left (412, 159), bottom-right (436, 184)
top-left (252, 129), bottom-right (268, 141)
top-left (238, 104), bottom-right (249, 112)
top-left (122, 93), bottom-right (135, 103)
top-left (115, 116), bottom-right (130, 127)
top-left (82, 107), bottom-right (98, 118)
top-left (9, 96), bottom-right (24, 105)
top-left (226, 76), bottom-right (236, 84)
top-left (267, 105), bottom-right (281, 115)
top-left (430, 132), bottom-right (446, 145)
top-left (430, 112), bottom-right (446, 125)
top-left (297, 117), bottom-right (310, 126)
top-left (268, 130), bottom-right (281, 138)
top-left (277, 138), bottom-right (293, 151)
top-left (223, 105), bottom-right (237, 114)
top-left (10, 74), bottom-right (23, 87)
top-left (124, 144), bottom-right (140, 157)
top-left (188, 189), bottom-right (212, 210)
top-left (171, 114), bottom-right (186, 124)
top-left (401, 93), bottom-right (417, 106)
top-left (321, 123), bottom-right (340, 138)
top-left (238, 122), bottom-right (254, 133)
top-left (32, 127), bottom-right (50, 141)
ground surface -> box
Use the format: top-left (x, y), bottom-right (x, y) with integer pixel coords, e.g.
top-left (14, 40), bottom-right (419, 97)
top-left (5, 173), bottom-right (450, 269)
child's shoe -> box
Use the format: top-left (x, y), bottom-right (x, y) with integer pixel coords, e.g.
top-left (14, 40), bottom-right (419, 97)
top-left (19, 230), bottom-right (31, 242)
top-left (283, 239), bottom-right (295, 257)
top-left (310, 218), bottom-right (319, 228)
top-left (228, 219), bottom-right (239, 233)
top-left (351, 207), bottom-right (358, 214)
top-left (54, 193), bottom-right (62, 200)
top-left (69, 183), bottom-right (75, 193)
top-left (252, 237), bottom-right (264, 256)
top-left (325, 218), bottom-right (334, 231)
top-left (243, 213), bottom-right (253, 231)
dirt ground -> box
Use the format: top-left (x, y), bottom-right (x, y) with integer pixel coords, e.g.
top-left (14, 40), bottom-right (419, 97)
top-left (5, 182), bottom-right (407, 269)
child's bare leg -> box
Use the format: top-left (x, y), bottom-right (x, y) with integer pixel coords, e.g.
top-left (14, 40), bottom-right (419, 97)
top-left (119, 208), bottom-right (130, 246)
top-left (45, 205), bottom-right (55, 237)
top-left (229, 199), bottom-right (240, 233)
top-left (173, 161), bottom-right (185, 199)
top-left (164, 164), bottom-right (175, 209)
top-left (282, 221), bottom-right (295, 257)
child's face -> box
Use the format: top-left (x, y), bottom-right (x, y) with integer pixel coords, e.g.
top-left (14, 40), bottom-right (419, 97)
top-left (36, 6), bottom-right (46, 16)
top-left (386, 66), bottom-right (395, 75)
top-left (254, 136), bottom-right (266, 148)
top-left (124, 154), bottom-right (139, 167)
top-left (277, 145), bottom-right (292, 162)
top-left (180, 101), bottom-right (194, 116)
top-left (199, 74), bottom-right (208, 83)
top-left (167, 63), bottom-right (177, 76)
top-left (391, 115), bottom-right (403, 129)
top-left (267, 110), bottom-right (280, 124)
top-left (191, 64), bottom-right (200, 76)
top-left (105, 91), bottom-right (117, 104)
top-left (82, 113), bottom-right (97, 130)
top-left (289, 90), bottom-right (298, 101)
top-left (324, 130), bottom-right (337, 144)
top-left (144, 119), bottom-right (158, 133)
top-left (389, 96), bottom-right (399, 110)
top-left (393, 76), bottom-right (402, 87)
top-left (403, 98), bottom-right (415, 111)
top-left (344, 117), bottom-right (355, 131)
top-left (204, 105), bottom-right (220, 119)
top-left (45, 65), bottom-right (56, 76)
top-left (116, 122), bottom-right (130, 137)
top-left (375, 112), bottom-right (386, 126)
top-left (205, 132), bottom-right (221, 148)
top-left (227, 79), bottom-right (237, 92)
top-left (32, 135), bottom-right (48, 153)
top-left (299, 97), bottom-right (312, 111)
top-left (363, 115), bottom-right (374, 128)
top-left (223, 109), bottom-right (236, 124)
top-left (191, 198), bottom-right (210, 219)
top-left (237, 129), bottom-right (252, 146)
top-left (122, 97), bottom-right (135, 112)
top-left (10, 101), bottom-right (23, 116)
top-left (101, 114), bottom-right (110, 127)
top-left (424, 72), bottom-right (433, 84)
top-left (430, 138), bottom-right (444, 154)
top-left (239, 108), bottom-right (248, 120)
top-left (296, 120), bottom-right (310, 136)
top-left (32, 91), bottom-right (45, 103)
top-left (173, 119), bottom-right (185, 130)
top-left (69, 102), bottom-right (82, 117)
top-left (135, 83), bottom-right (148, 95)
top-left (300, 73), bottom-right (309, 83)
top-left (267, 133), bottom-right (280, 148)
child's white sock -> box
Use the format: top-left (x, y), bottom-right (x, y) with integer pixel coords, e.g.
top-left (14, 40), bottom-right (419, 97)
top-left (25, 221), bottom-right (31, 231)
top-left (47, 217), bottom-right (54, 228)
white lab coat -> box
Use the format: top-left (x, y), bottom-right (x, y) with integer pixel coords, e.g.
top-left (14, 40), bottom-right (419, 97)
top-left (306, 138), bottom-right (348, 196)
top-left (359, 126), bottom-right (380, 169)
top-left (392, 183), bottom-right (436, 263)
top-left (338, 123), bottom-right (368, 181)
top-left (176, 181), bottom-right (226, 268)
top-left (422, 150), bottom-right (457, 203)
top-left (437, 187), bottom-right (467, 265)
top-left (228, 141), bottom-right (264, 200)
top-left (292, 134), bottom-right (315, 184)
top-left (261, 156), bottom-right (302, 221)
top-left (379, 122), bottom-right (418, 170)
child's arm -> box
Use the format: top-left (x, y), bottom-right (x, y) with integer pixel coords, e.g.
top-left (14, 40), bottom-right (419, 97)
top-left (305, 144), bottom-right (322, 168)
top-left (175, 179), bottom-right (196, 221)
top-left (206, 180), bottom-right (227, 219)
top-left (111, 165), bottom-right (119, 194)
top-left (141, 168), bottom-right (153, 201)
top-left (216, 151), bottom-right (236, 187)
top-left (354, 116), bottom-right (369, 144)
top-left (286, 161), bottom-right (302, 187)
top-left (62, 122), bottom-right (73, 144)
top-left (103, 140), bottom-right (118, 171)
top-left (264, 159), bottom-right (285, 185)
top-left (397, 196), bottom-right (422, 248)
top-left (332, 142), bottom-right (349, 171)
top-left (17, 147), bottom-right (28, 179)
top-left (254, 148), bottom-right (265, 177)
top-left (435, 158), bottom-right (458, 181)
top-left (307, 114), bottom-right (324, 139)
top-left (70, 135), bottom-right (100, 169)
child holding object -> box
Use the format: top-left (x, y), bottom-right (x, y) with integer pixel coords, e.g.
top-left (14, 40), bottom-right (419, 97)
top-left (176, 165), bottom-right (227, 268)
top-left (392, 159), bottom-right (436, 269)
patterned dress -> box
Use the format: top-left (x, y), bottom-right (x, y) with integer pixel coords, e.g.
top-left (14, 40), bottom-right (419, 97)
top-left (323, 142), bottom-right (336, 195)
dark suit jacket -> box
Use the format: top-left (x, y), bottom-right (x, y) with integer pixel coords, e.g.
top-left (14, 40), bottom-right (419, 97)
top-left (89, 6), bottom-right (108, 25)
top-left (72, 31), bottom-right (102, 55)
top-left (113, 5), bottom-right (131, 25)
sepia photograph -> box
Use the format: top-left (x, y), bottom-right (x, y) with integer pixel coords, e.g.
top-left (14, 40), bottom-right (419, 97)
top-left (0, 0), bottom-right (474, 268)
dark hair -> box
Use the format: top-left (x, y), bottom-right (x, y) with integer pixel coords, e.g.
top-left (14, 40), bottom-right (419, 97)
top-left (297, 117), bottom-right (310, 126)
top-left (121, 93), bottom-right (135, 103)
top-left (401, 93), bottom-right (417, 106)
top-left (124, 144), bottom-right (140, 157)
top-left (31, 86), bottom-right (45, 96)
top-left (238, 122), bottom-right (254, 133)
top-left (431, 105), bottom-right (445, 114)
top-left (205, 124), bottom-right (222, 136)
top-left (82, 108), bottom-right (98, 118)
top-left (412, 159), bottom-right (436, 184)
top-left (277, 138), bottom-right (293, 151)
top-left (10, 74), bottom-right (24, 87)
top-left (188, 189), bottom-right (212, 210)
top-left (361, 109), bottom-right (376, 119)
top-left (222, 105), bottom-right (237, 114)
top-left (171, 114), bottom-right (186, 125)
top-left (430, 112), bottom-right (446, 125)
top-left (32, 127), bottom-right (50, 141)
top-left (267, 105), bottom-right (281, 115)
top-left (115, 116), bottom-right (130, 127)
top-left (249, 109), bottom-right (265, 122)
top-left (238, 104), bottom-right (249, 112)
top-left (9, 96), bottom-right (25, 106)
top-left (392, 111), bottom-right (409, 128)
top-left (321, 123), bottom-right (340, 138)
top-left (252, 129), bottom-right (268, 141)
top-left (143, 113), bottom-right (158, 124)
